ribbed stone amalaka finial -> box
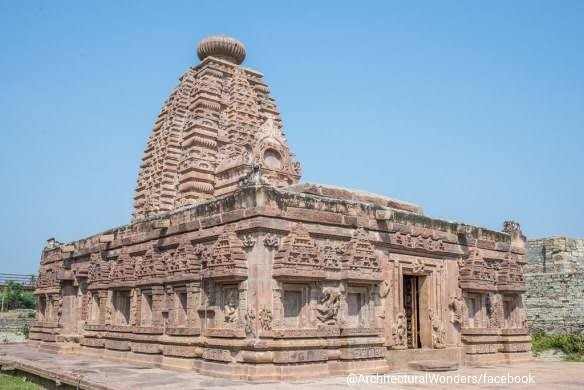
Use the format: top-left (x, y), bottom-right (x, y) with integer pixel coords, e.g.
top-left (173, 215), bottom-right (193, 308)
top-left (197, 35), bottom-right (246, 65)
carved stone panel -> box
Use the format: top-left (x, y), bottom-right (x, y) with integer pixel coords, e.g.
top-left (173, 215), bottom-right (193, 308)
top-left (203, 226), bottom-right (247, 280)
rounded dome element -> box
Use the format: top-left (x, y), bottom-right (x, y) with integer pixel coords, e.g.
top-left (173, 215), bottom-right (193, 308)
top-left (197, 35), bottom-right (246, 65)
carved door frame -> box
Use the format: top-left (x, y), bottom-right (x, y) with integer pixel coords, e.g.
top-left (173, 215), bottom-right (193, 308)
top-left (401, 273), bottom-right (432, 349)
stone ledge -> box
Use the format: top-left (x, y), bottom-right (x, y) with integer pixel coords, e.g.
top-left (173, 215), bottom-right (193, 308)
top-left (409, 359), bottom-right (459, 372)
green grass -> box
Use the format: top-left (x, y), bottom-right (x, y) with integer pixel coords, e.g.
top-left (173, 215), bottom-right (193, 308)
top-left (532, 334), bottom-right (584, 361)
top-left (0, 374), bottom-right (42, 390)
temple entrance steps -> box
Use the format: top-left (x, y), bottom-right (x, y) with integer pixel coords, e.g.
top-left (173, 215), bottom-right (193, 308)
top-left (408, 359), bottom-right (459, 372)
top-left (386, 347), bottom-right (464, 371)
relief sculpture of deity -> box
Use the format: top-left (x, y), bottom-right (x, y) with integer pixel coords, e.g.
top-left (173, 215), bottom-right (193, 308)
top-left (449, 292), bottom-right (465, 326)
top-left (429, 308), bottom-right (446, 349)
top-left (224, 289), bottom-right (239, 323)
top-left (392, 312), bottom-right (407, 347)
top-left (316, 287), bottom-right (341, 325)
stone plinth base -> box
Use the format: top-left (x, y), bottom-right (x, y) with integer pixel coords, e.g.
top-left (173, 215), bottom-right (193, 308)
top-left (386, 347), bottom-right (464, 370)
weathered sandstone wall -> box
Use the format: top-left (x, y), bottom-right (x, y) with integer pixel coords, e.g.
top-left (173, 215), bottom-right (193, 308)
top-left (526, 237), bottom-right (584, 334)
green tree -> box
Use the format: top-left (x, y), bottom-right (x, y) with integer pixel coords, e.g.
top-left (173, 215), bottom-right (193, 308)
top-left (1, 281), bottom-right (33, 311)
top-left (18, 292), bottom-right (36, 309)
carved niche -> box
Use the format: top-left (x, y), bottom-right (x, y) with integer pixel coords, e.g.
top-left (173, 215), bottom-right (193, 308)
top-left (223, 287), bottom-right (239, 324)
top-left (315, 287), bottom-right (342, 325)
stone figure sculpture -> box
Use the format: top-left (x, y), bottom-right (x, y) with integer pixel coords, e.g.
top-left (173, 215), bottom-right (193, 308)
top-left (316, 287), bottom-right (341, 325)
top-left (392, 312), bottom-right (407, 347)
top-left (429, 308), bottom-right (446, 349)
top-left (259, 307), bottom-right (273, 330)
top-left (224, 290), bottom-right (238, 323)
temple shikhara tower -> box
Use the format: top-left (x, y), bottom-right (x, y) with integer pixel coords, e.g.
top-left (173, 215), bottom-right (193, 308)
top-left (32, 35), bottom-right (531, 379)
top-left (133, 36), bottom-right (300, 220)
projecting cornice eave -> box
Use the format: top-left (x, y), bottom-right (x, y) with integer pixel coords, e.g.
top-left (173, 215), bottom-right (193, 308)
top-left (41, 184), bottom-right (519, 263)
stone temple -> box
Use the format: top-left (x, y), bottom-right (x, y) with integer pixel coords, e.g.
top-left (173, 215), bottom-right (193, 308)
top-left (31, 35), bottom-right (531, 380)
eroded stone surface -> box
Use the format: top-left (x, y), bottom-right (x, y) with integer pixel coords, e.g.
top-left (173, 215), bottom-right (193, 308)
top-left (1, 344), bottom-right (583, 389)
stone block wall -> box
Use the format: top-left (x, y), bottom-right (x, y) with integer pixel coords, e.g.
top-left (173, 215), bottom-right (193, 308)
top-left (526, 237), bottom-right (584, 274)
top-left (526, 237), bottom-right (584, 334)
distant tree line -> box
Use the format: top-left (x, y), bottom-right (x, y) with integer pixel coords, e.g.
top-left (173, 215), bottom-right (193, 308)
top-left (1, 281), bottom-right (35, 311)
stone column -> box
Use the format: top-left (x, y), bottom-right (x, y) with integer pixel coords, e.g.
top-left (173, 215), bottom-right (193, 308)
top-left (129, 288), bottom-right (138, 326)
top-left (165, 285), bottom-right (175, 326)
top-left (98, 290), bottom-right (109, 325)
top-left (151, 285), bottom-right (165, 328)
top-left (187, 282), bottom-right (201, 328)
top-left (272, 280), bottom-right (283, 329)
top-left (238, 280), bottom-right (248, 328)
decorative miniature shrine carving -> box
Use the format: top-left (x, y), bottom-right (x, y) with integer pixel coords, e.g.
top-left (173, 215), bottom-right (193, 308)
top-left (273, 224), bottom-right (320, 277)
top-left (204, 226), bottom-right (247, 280)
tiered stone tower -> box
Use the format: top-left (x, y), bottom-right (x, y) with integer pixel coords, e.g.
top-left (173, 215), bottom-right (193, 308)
top-left (133, 35), bottom-right (301, 221)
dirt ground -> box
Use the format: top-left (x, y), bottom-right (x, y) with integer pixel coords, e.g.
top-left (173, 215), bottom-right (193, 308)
top-left (0, 343), bottom-right (583, 389)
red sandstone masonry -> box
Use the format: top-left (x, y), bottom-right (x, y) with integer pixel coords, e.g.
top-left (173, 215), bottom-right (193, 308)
top-left (32, 35), bottom-right (531, 380)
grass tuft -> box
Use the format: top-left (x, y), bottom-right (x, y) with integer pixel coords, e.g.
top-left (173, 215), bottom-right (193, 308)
top-left (532, 334), bottom-right (584, 361)
top-left (0, 374), bottom-right (42, 390)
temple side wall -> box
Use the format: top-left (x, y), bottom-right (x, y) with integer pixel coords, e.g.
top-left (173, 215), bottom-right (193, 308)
top-left (31, 186), bottom-right (531, 379)
top-left (526, 237), bottom-right (584, 335)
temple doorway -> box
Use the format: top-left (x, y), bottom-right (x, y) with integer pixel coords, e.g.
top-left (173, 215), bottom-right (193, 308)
top-left (403, 275), bottom-right (421, 349)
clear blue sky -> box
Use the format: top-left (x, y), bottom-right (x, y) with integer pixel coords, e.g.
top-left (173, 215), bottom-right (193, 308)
top-left (1, 1), bottom-right (583, 274)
